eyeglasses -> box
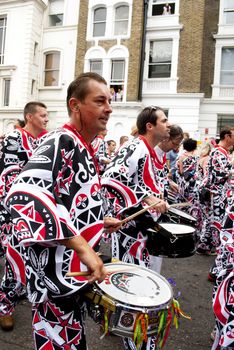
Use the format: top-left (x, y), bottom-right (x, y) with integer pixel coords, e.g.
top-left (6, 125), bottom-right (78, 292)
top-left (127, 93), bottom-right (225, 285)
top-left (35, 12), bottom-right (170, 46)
top-left (170, 140), bottom-right (183, 147)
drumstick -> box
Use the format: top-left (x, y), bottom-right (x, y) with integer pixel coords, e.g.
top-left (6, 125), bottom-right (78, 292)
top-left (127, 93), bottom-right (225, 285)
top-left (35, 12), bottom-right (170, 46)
top-left (66, 264), bottom-right (139, 277)
top-left (118, 201), bottom-right (161, 225)
top-left (169, 202), bottom-right (192, 209)
top-left (118, 201), bottom-right (191, 225)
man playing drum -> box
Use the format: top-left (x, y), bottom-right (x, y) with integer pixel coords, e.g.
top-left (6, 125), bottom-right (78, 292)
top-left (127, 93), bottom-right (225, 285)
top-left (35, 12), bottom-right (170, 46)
top-left (5, 72), bottom-right (121, 349)
top-left (102, 106), bottom-right (170, 350)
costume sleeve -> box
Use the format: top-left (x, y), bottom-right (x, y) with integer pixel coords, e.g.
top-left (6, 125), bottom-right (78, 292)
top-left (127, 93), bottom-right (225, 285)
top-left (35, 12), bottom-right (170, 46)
top-left (204, 150), bottom-right (231, 191)
top-left (6, 132), bottom-right (81, 245)
top-left (101, 140), bottom-right (160, 213)
top-left (0, 132), bottom-right (22, 202)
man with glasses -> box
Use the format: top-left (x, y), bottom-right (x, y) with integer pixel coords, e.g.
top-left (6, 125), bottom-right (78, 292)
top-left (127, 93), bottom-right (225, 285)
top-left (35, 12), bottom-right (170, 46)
top-left (102, 106), bottom-right (170, 350)
top-left (154, 124), bottom-right (183, 201)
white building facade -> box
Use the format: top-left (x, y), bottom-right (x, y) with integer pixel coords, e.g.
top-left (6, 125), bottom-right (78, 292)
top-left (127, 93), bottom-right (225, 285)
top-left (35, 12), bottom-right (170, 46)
top-left (0, 0), bottom-right (79, 134)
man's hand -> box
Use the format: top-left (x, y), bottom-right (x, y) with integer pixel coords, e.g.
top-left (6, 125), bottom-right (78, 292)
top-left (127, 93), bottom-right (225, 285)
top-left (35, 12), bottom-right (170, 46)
top-left (143, 195), bottom-right (169, 214)
top-left (60, 236), bottom-right (107, 284)
top-left (104, 217), bottom-right (122, 233)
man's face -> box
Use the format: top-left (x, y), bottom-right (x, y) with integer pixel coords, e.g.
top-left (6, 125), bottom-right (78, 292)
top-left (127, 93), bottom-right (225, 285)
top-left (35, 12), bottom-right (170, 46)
top-left (160, 136), bottom-right (182, 152)
top-left (76, 80), bottom-right (112, 136)
top-left (153, 110), bottom-right (170, 142)
top-left (108, 141), bottom-right (116, 153)
top-left (227, 131), bottom-right (234, 147)
top-left (30, 106), bottom-right (48, 132)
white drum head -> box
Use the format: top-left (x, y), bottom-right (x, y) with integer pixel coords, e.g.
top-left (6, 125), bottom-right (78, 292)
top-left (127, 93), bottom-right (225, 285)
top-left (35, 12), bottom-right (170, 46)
top-left (160, 223), bottom-right (195, 235)
top-left (169, 207), bottom-right (196, 221)
top-left (97, 263), bottom-right (172, 308)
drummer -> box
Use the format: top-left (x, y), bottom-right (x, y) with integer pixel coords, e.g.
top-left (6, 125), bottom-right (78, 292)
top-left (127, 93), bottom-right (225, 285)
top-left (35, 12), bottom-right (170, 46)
top-left (5, 72), bottom-right (121, 350)
top-left (102, 106), bottom-right (170, 350)
top-left (154, 124), bottom-right (183, 201)
top-left (150, 125), bottom-right (183, 272)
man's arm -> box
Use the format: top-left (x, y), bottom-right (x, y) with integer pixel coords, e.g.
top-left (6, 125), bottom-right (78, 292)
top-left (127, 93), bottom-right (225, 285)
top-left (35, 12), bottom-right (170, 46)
top-left (60, 236), bottom-right (106, 283)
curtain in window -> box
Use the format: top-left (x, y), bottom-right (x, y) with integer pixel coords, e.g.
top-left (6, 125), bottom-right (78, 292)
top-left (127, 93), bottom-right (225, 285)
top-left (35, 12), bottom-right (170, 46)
top-left (114, 5), bottom-right (129, 35)
top-left (93, 7), bottom-right (106, 37)
top-left (44, 52), bottom-right (60, 86)
top-left (150, 41), bottom-right (172, 63)
top-left (220, 48), bottom-right (234, 85)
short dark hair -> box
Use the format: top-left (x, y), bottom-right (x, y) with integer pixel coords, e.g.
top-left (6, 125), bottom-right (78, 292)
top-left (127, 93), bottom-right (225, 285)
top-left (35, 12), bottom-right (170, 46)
top-left (16, 119), bottom-right (25, 128)
top-left (219, 126), bottom-right (234, 140)
top-left (66, 72), bottom-right (107, 115)
top-left (169, 124), bottom-right (183, 140)
top-left (137, 106), bottom-right (165, 135)
top-left (107, 140), bottom-right (116, 146)
top-left (183, 138), bottom-right (197, 152)
top-left (23, 101), bottom-right (47, 122)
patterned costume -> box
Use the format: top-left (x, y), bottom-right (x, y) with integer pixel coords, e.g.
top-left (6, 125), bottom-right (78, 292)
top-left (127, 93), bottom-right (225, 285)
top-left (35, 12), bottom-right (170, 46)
top-left (0, 128), bottom-right (47, 316)
top-left (102, 136), bottom-right (162, 350)
top-left (212, 193), bottom-right (234, 350)
top-left (202, 146), bottom-right (232, 276)
top-left (6, 124), bottom-right (104, 349)
top-left (175, 152), bottom-right (201, 231)
top-left (154, 145), bottom-right (169, 200)
top-left (93, 137), bottom-right (110, 175)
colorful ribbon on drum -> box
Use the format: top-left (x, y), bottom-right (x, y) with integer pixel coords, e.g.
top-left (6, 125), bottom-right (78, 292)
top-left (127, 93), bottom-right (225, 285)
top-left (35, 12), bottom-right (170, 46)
top-left (133, 298), bottom-right (191, 349)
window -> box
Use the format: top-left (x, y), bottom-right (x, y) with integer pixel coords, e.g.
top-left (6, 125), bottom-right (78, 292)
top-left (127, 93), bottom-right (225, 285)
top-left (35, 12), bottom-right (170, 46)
top-left (31, 79), bottom-right (36, 95)
top-left (90, 60), bottom-right (103, 76)
top-left (49, 0), bottom-right (64, 27)
top-left (152, 0), bottom-right (175, 16)
top-left (3, 79), bottom-right (10, 106)
top-left (217, 114), bottom-right (234, 137)
top-left (220, 48), bottom-right (234, 85)
top-left (93, 7), bottom-right (106, 37)
top-left (44, 51), bottom-right (60, 86)
top-left (148, 40), bottom-right (172, 78)
top-left (224, 0), bottom-right (234, 24)
top-left (0, 16), bottom-right (7, 64)
top-left (114, 5), bottom-right (129, 35)
top-left (110, 60), bottom-right (125, 101)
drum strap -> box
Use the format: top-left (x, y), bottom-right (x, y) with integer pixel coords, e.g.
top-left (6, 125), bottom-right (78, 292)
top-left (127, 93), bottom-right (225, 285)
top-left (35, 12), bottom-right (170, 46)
top-left (85, 291), bottom-right (116, 313)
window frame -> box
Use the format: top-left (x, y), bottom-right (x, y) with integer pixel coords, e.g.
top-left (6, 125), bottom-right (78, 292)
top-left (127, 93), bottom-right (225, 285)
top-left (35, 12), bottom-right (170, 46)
top-left (89, 59), bottom-right (103, 76)
top-left (223, 0), bottom-right (234, 25)
top-left (151, 0), bottom-right (175, 16)
top-left (3, 78), bottom-right (10, 107)
top-left (93, 6), bottom-right (107, 37)
top-left (110, 59), bottom-right (125, 102)
top-left (148, 40), bottom-right (172, 79)
top-left (220, 47), bottom-right (234, 85)
top-left (114, 4), bottom-right (129, 36)
top-left (0, 15), bottom-right (7, 65)
top-left (43, 51), bottom-right (61, 87)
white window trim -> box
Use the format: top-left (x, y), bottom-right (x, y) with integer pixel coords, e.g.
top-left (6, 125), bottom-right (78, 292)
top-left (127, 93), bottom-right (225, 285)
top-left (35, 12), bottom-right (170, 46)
top-left (39, 49), bottom-right (62, 89)
top-left (87, 1), bottom-right (132, 40)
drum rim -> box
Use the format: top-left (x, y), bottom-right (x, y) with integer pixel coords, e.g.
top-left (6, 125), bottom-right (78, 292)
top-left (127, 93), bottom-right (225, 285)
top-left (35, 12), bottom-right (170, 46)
top-left (95, 262), bottom-right (173, 308)
top-left (168, 207), bottom-right (196, 222)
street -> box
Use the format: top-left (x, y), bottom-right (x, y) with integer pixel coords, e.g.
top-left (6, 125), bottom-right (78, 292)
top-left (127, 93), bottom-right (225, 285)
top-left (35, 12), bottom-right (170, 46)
top-left (0, 251), bottom-right (215, 350)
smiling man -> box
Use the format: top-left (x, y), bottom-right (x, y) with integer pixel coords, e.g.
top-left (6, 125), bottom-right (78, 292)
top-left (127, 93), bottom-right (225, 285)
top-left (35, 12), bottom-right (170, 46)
top-left (5, 73), bottom-right (120, 349)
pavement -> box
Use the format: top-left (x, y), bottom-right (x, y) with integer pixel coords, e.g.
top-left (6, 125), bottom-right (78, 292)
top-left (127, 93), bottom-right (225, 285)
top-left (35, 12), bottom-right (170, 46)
top-left (0, 250), bottom-right (216, 350)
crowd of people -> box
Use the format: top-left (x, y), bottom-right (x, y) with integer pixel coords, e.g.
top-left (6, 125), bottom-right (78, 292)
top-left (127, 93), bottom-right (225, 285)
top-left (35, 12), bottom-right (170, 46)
top-left (0, 72), bottom-right (233, 350)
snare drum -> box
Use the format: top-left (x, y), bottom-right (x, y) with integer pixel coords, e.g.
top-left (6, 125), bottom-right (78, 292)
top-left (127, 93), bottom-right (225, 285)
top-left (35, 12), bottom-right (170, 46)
top-left (160, 207), bottom-right (196, 227)
top-left (85, 262), bottom-right (173, 338)
top-left (146, 223), bottom-right (196, 258)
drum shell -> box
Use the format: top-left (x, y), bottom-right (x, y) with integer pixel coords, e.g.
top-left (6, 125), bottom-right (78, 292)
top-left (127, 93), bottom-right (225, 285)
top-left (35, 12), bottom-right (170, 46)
top-left (84, 263), bottom-right (173, 338)
top-left (146, 223), bottom-right (196, 258)
top-left (86, 292), bottom-right (169, 337)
